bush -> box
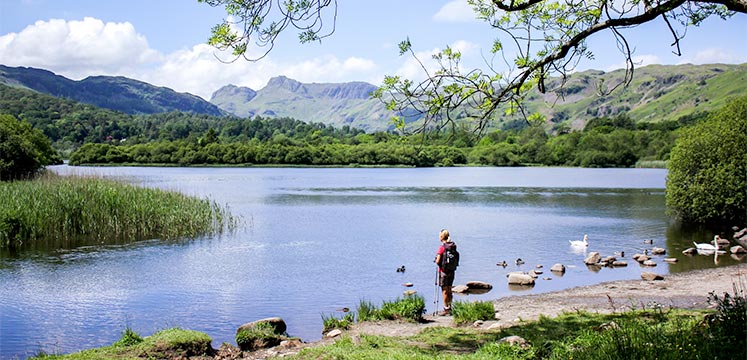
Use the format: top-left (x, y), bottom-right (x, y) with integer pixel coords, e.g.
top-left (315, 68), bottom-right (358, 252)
top-left (452, 301), bottom-right (495, 324)
top-left (0, 114), bottom-right (61, 180)
top-left (701, 286), bottom-right (747, 356)
top-left (112, 327), bottom-right (143, 347)
top-left (666, 95), bottom-right (747, 224)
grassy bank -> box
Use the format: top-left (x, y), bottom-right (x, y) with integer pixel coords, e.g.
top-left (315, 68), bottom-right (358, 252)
top-left (0, 173), bottom-right (234, 251)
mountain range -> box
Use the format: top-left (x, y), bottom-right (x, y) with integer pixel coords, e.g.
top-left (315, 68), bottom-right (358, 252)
top-left (1, 63), bottom-right (746, 132)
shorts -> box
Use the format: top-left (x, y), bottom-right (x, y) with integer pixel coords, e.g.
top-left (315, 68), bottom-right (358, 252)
top-left (438, 270), bottom-right (455, 287)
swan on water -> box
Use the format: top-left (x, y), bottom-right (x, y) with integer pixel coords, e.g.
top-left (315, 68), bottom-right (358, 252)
top-left (569, 234), bottom-right (589, 247)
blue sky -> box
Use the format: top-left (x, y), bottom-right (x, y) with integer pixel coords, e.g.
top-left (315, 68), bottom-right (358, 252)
top-left (1, 0), bottom-right (745, 100)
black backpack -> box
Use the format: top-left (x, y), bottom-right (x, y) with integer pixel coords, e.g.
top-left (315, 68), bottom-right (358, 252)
top-left (441, 242), bottom-right (460, 272)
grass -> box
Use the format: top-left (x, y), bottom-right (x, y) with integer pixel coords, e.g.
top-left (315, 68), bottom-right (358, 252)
top-left (451, 300), bottom-right (496, 325)
top-left (356, 294), bottom-right (426, 322)
top-left (0, 173), bottom-right (235, 251)
top-left (235, 322), bottom-right (288, 351)
top-left (322, 312), bottom-right (355, 333)
top-left (31, 328), bottom-right (213, 359)
top-left (290, 286), bottom-right (747, 360)
top-left (25, 287), bottom-right (746, 359)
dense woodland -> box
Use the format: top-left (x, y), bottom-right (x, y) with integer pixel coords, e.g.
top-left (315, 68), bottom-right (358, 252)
top-left (0, 84), bottom-right (705, 168)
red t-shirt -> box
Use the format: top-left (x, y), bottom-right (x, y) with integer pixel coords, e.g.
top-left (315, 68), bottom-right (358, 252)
top-left (437, 244), bottom-right (445, 272)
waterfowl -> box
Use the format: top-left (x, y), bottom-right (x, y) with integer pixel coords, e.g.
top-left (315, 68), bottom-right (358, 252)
top-left (396, 265), bottom-right (406, 273)
top-left (693, 241), bottom-right (717, 252)
top-left (569, 234), bottom-right (589, 247)
top-left (497, 260), bottom-right (507, 267)
top-left (515, 258), bottom-right (525, 265)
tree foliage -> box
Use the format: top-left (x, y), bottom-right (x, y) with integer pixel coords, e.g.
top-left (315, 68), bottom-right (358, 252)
top-left (0, 114), bottom-right (61, 181)
top-left (199, 0), bottom-right (745, 134)
top-left (666, 95), bottom-right (747, 224)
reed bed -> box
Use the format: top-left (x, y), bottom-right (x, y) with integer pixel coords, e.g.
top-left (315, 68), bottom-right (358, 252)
top-left (0, 173), bottom-right (235, 251)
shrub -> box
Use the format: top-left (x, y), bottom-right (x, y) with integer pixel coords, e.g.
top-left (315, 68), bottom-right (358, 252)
top-left (112, 327), bottom-right (143, 347)
top-left (701, 286), bottom-right (747, 357)
top-left (356, 299), bottom-right (378, 322)
top-left (666, 95), bottom-right (747, 224)
top-left (452, 300), bottom-right (495, 324)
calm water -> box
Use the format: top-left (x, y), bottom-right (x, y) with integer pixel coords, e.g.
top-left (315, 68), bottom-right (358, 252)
top-left (0, 166), bottom-right (741, 359)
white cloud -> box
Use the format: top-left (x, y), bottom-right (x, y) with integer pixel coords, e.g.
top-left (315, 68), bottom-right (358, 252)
top-left (394, 40), bottom-right (480, 81)
top-left (684, 48), bottom-right (743, 65)
top-left (433, 0), bottom-right (476, 23)
top-left (0, 17), bottom-right (160, 79)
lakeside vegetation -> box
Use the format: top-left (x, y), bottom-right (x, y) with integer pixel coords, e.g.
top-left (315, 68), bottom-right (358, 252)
top-left (33, 288), bottom-right (745, 360)
top-left (0, 173), bottom-right (235, 251)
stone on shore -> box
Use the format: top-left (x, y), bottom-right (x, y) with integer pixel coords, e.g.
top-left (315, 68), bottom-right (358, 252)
top-left (651, 247), bottom-right (666, 255)
top-left (641, 272), bottom-right (664, 281)
top-left (237, 317), bottom-right (287, 336)
top-left (730, 245), bottom-right (747, 254)
top-left (236, 317), bottom-right (288, 351)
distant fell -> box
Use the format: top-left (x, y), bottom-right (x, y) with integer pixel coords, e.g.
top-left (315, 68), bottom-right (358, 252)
top-left (0, 65), bottom-right (224, 116)
top-left (210, 75), bottom-right (411, 132)
top-left (212, 64), bottom-right (747, 132)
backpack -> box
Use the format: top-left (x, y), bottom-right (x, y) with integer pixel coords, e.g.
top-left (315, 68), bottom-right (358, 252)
top-left (440, 242), bottom-right (460, 272)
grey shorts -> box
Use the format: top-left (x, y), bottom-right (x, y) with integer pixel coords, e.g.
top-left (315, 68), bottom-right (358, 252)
top-left (439, 271), bottom-right (455, 287)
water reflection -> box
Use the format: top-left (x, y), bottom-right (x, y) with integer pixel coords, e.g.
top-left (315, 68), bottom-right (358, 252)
top-left (0, 166), bottom-right (743, 359)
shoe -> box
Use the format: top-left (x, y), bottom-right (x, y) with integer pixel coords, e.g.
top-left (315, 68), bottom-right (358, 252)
top-left (438, 309), bottom-right (451, 316)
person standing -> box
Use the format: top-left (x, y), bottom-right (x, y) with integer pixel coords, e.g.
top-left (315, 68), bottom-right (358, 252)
top-left (434, 229), bottom-right (459, 316)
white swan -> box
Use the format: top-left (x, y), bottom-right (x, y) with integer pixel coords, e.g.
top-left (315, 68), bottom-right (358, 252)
top-left (693, 241), bottom-right (717, 252)
top-left (570, 234), bottom-right (589, 247)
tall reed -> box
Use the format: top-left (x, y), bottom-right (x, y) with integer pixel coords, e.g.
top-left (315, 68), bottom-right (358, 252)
top-left (0, 173), bottom-right (235, 251)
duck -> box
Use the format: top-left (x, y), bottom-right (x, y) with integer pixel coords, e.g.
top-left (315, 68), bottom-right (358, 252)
top-left (569, 234), bottom-right (589, 247)
top-left (614, 251), bottom-right (625, 257)
top-left (497, 260), bottom-right (507, 268)
top-left (515, 258), bottom-right (525, 266)
top-left (396, 265), bottom-right (406, 273)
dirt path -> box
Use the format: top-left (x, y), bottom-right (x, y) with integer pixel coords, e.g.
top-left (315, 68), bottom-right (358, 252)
top-left (228, 263), bottom-right (747, 359)
top-left (349, 263), bottom-right (747, 337)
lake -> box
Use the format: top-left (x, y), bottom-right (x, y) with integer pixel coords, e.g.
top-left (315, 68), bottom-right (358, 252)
top-left (0, 166), bottom-right (740, 359)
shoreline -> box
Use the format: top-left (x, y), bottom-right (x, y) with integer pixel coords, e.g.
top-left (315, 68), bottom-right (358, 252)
top-left (336, 263), bottom-right (747, 338)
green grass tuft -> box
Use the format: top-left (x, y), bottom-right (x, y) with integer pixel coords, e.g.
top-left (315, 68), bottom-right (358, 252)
top-left (451, 300), bottom-right (495, 324)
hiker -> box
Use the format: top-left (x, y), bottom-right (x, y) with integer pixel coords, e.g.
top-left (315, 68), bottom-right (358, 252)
top-left (434, 228), bottom-right (459, 315)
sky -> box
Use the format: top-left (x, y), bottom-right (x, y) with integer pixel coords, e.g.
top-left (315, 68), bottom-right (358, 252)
top-left (1, 0), bottom-right (746, 101)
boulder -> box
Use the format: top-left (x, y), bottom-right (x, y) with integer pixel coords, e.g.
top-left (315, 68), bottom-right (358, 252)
top-left (325, 329), bottom-right (343, 338)
top-left (403, 290), bottom-right (417, 296)
top-left (402, 282), bottom-right (414, 287)
top-left (466, 281), bottom-right (493, 290)
top-left (651, 247), bottom-right (666, 255)
top-left (452, 285), bottom-right (470, 293)
top-left (237, 317), bottom-right (287, 336)
top-left (584, 252), bottom-right (601, 265)
top-left (635, 254), bottom-right (651, 263)
top-left (715, 237), bottom-right (730, 246)
top-left (733, 227), bottom-right (747, 239)
top-left (550, 263), bottom-right (566, 273)
top-left (602, 256), bottom-right (617, 263)
top-left (508, 273), bottom-right (535, 286)
top-left (641, 272), bottom-right (664, 281)
top-left (498, 335), bottom-right (530, 349)
top-left (612, 261), bottom-right (628, 267)
top-left (730, 245), bottom-right (747, 254)
top-left (528, 270), bottom-right (540, 279)
top-left (642, 260), bottom-right (657, 267)
top-left (682, 247), bottom-right (697, 255)
top-left (663, 258), bottom-right (679, 263)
